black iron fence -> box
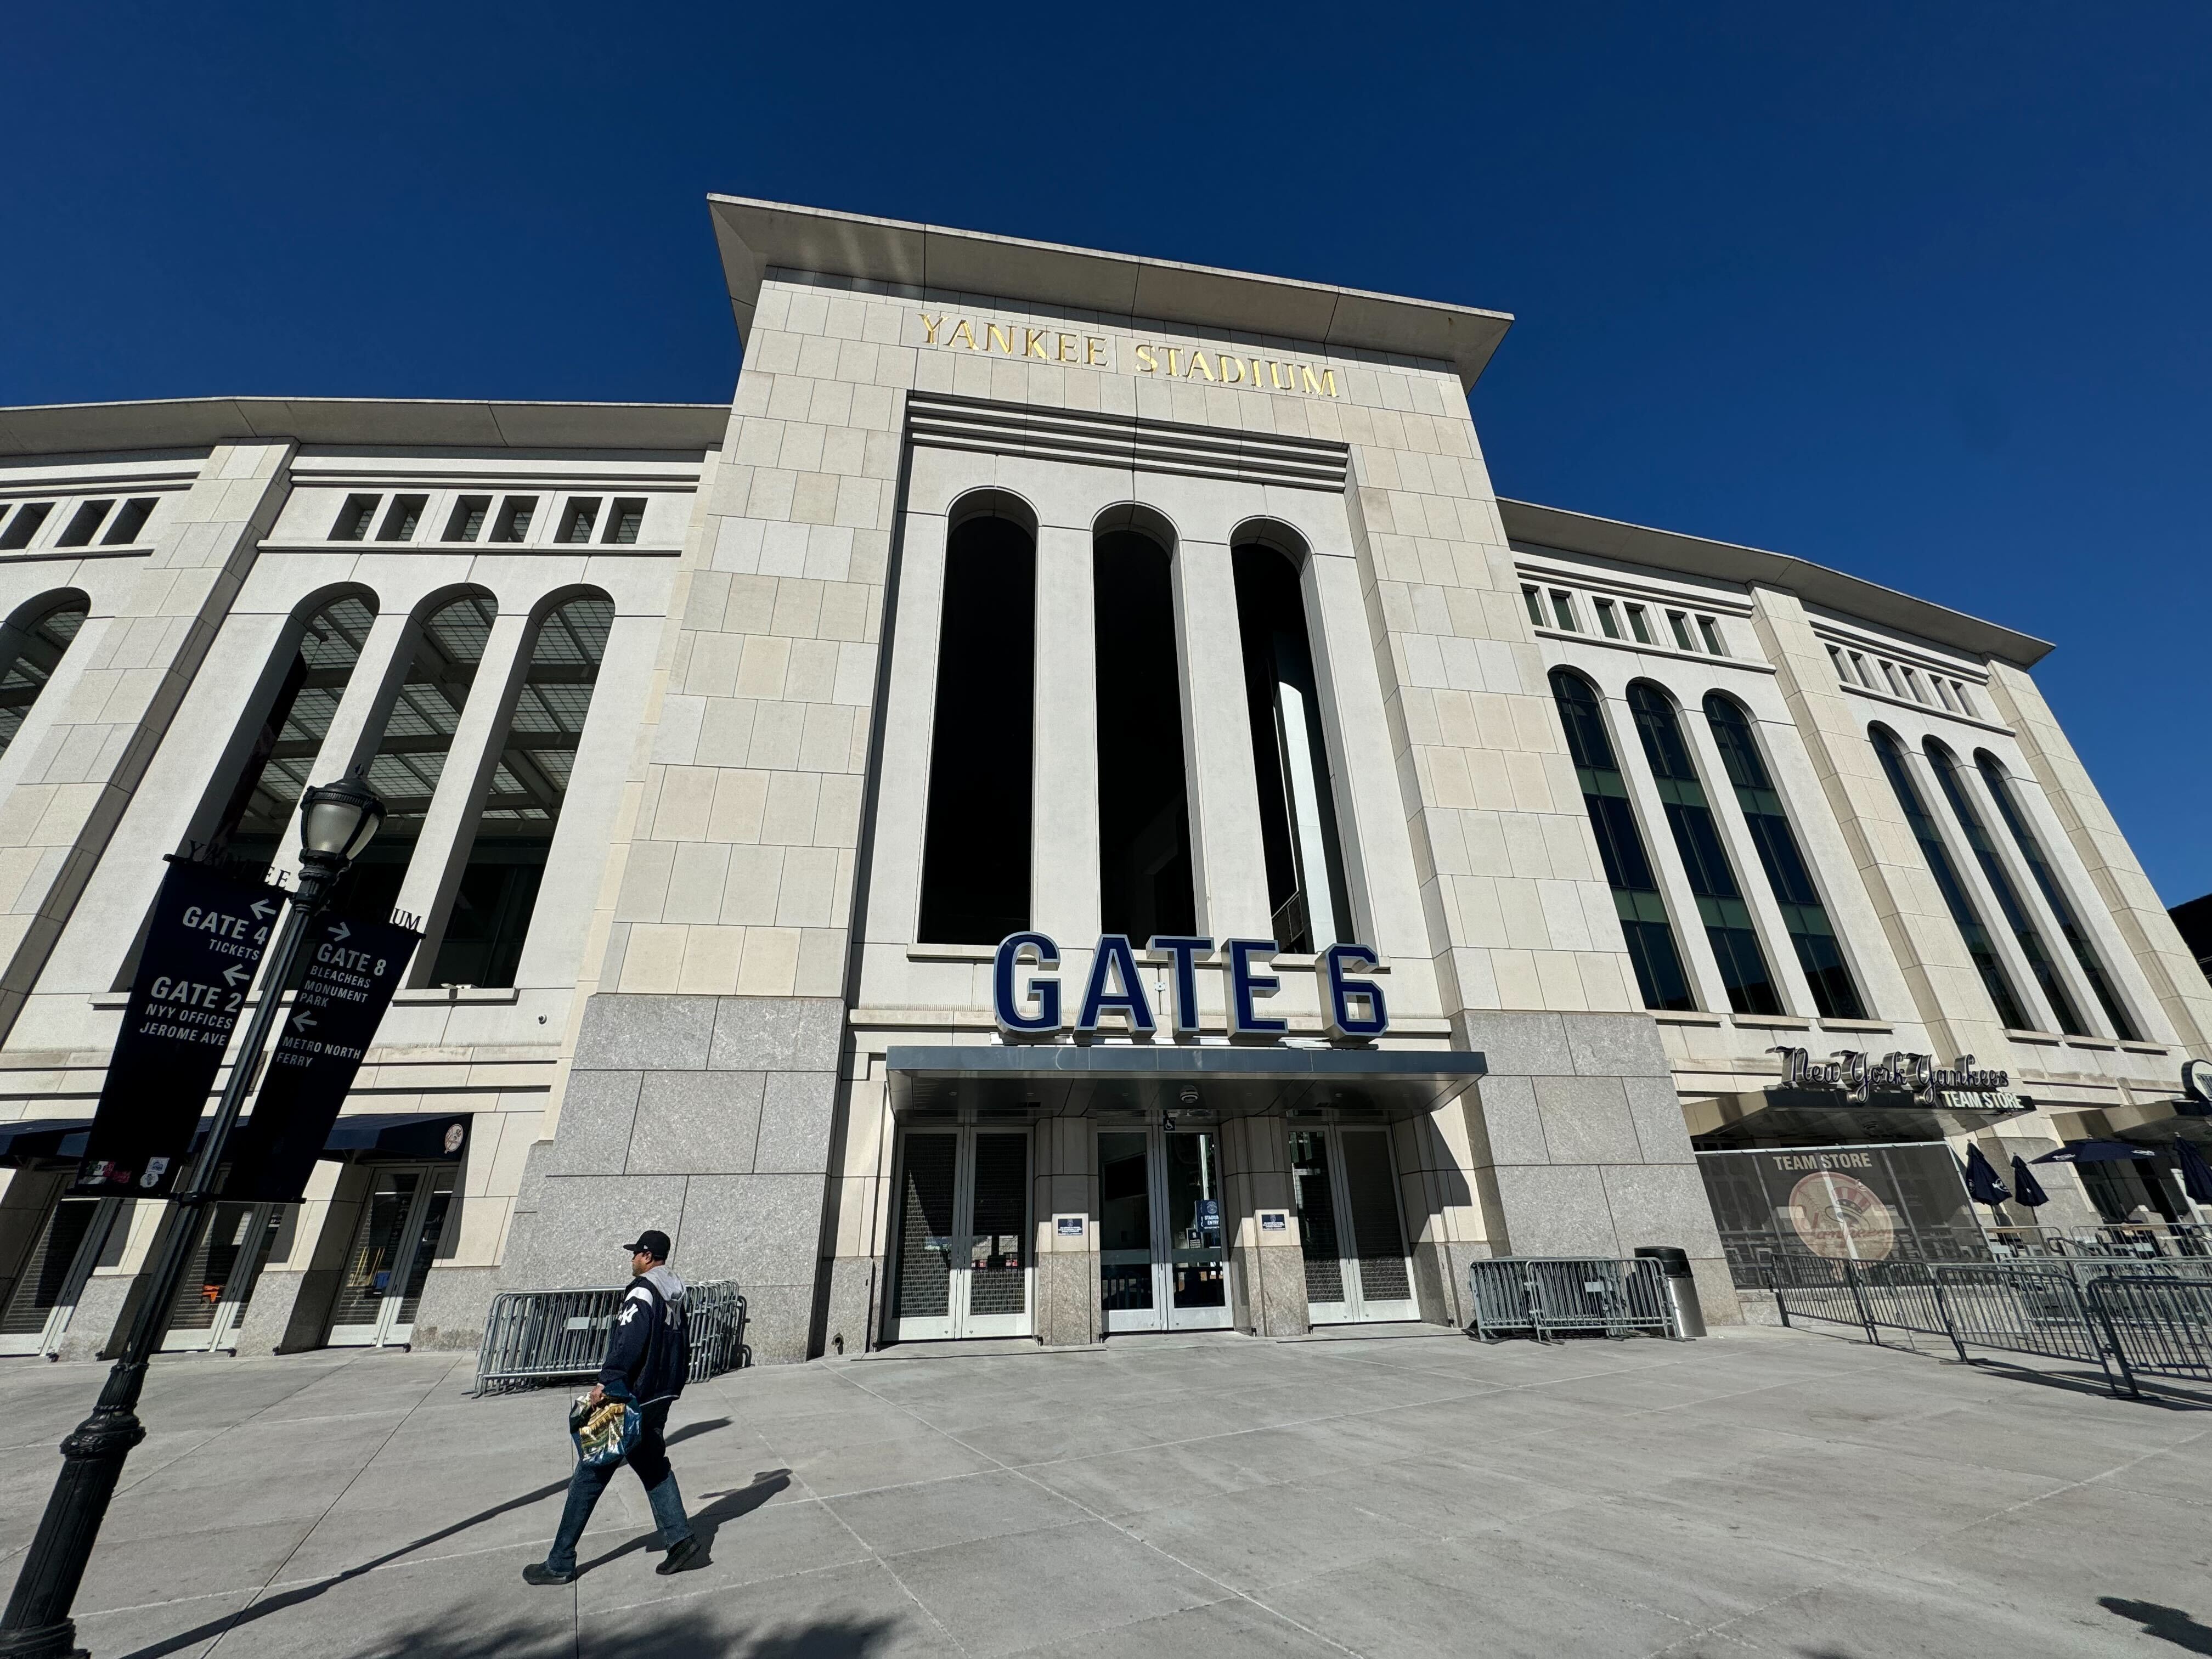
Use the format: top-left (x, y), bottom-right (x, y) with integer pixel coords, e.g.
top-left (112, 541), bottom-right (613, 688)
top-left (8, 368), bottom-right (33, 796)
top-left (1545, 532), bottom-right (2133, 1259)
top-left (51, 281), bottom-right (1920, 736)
top-left (1768, 1254), bottom-right (2212, 1399)
top-left (472, 1280), bottom-right (749, 1397)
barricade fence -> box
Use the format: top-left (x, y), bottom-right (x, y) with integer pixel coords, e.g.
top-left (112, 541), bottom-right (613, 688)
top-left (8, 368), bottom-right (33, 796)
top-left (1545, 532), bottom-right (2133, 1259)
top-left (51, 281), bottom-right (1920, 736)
top-left (1768, 1255), bottom-right (2212, 1398)
top-left (1468, 1256), bottom-right (1679, 1343)
top-left (473, 1280), bottom-right (749, 1397)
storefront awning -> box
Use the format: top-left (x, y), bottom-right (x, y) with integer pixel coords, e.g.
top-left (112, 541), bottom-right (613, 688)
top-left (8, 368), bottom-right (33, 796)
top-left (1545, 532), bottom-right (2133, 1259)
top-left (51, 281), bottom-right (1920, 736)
top-left (1688, 1086), bottom-right (2034, 1150)
top-left (885, 1044), bottom-right (1486, 1122)
top-left (0, 1118), bottom-right (92, 1167)
top-left (319, 1113), bottom-right (471, 1161)
top-left (2097, 1097), bottom-right (2212, 1148)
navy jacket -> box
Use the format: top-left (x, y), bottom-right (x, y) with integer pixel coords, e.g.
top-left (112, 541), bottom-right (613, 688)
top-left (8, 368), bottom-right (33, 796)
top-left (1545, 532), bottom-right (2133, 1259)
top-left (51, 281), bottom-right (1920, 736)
top-left (600, 1265), bottom-right (690, 1403)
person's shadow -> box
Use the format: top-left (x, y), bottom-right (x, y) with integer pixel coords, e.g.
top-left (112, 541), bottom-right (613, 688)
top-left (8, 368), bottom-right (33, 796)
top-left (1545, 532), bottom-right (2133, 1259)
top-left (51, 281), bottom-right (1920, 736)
top-left (577, 1467), bottom-right (791, 1574)
top-left (2101, 1598), bottom-right (2212, 1655)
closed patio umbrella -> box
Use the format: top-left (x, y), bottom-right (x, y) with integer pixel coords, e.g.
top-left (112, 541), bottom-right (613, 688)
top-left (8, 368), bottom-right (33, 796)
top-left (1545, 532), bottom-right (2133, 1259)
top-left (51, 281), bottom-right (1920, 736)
top-left (2010, 1156), bottom-right (2050, 1207)
top-left (1962, 1143), bottom-right (2011, 1206)
top-left (2175, 1138), bottom-right (2212, 1205)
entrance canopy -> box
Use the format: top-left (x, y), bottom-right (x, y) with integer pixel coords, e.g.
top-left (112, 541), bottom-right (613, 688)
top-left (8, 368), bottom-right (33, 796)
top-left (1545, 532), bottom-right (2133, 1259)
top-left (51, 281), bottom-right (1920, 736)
top-left (0, 1111), bottom-right (469, 1170)
top-left (1688, 1086), bottom-right (2033, 1150)
top-left (885, 1044), bottom-right (1485, 1122)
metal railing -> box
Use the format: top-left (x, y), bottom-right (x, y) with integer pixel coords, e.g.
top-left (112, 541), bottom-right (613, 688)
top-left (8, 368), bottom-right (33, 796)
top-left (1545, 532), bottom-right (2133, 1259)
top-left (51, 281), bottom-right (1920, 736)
top-left (1769, 1255), bottom-right (2212, 1399)
top-left (1984, 1221), bottom-right (2212, 1261)
top-left (1468, 1256), bottom-right (1679, 1343)
top-left (472, 1280), bottom-right (749, 1397)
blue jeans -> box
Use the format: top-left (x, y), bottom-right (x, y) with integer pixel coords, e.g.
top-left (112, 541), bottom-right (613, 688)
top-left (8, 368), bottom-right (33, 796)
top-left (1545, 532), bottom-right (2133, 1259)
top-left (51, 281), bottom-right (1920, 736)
top-left (545, 1398), bottom-right (690, 1573)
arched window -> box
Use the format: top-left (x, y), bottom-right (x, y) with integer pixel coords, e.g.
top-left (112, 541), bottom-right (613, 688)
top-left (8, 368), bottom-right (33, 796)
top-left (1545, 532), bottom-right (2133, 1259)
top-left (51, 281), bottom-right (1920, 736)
top-left (1548, 670), bottom-right (1692, 1011)
top-left (1094, 516), bottom-right (1194, 941)
top-left (1702, 695), bottom-right (1865, 1019)
top-left (918, 499), bottom-right (1034, 944)
top-left (207, 590), bottom-right (379, 868)
top-left (1627, 683), bottom-right (1780, 1015)
top-left (328, 588), bottom-right (499, 927)
top-left (1974, 751), bottom-right (2138, 1040)
top-left (1233, 537), bottom-right (1349, 952)
top-left (0, 591), bottom-right (89, 760)
top-left (428, 590), bottom-right (613, 988)
top-left (1924, 740), bottom-right (2085, 1035)
top-left (1869, 726), bottom-right (2031, 1029)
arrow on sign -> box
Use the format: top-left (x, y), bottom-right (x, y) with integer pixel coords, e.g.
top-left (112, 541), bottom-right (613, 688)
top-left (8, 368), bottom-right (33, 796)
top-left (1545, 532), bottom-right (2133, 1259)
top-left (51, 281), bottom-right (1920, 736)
top-left (250, 899), bottom-right (276, 921)
top-left (222, 964), bottom-right (250, 987)
top-left (330, 921), bottom-right (351, 943)
top-left (292, 1012), bottom-right (317, 1032)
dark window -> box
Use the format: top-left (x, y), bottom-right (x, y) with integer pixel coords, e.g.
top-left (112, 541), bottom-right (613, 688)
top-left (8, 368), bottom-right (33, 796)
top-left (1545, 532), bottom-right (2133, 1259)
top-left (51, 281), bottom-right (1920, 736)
top-left (331, 495), bottom-right (379, 541)
top-left (1521, 585), bottom-right (1544, 626)
top-left (0, 592), bottom-right (91, 759)
top-left (557, 499), bottom-right (601, 544)
top-left (57, 501), bottom-right (113, 548)
top-left (489, 497), bottom-right (537, 544)
top-left (1549, 590), bottom-right (1577, 631)
top-left (0, 504), bottom-right (53, 550)
top-left (1870, 727), bottom-right (2032, 1029)
top-left (102, 498), bottom-right (155, 545)
top-left (1697, 617), bottom-right (1725, 656)
top-left (444, 496), bottom-right (490, 543)
top-left (206, 592), bottom-right (380, 870)
top-left (1596, 599), bottom-right (1621, 639)
top-left (323, 590), bottom-right (499, 930)
top-left (1975, 753), bottom-right (2138, 1040)
top-left (1926, 741), bottom-right (2085, 1034)
top-left (429, 592), bottom-right (612, 987)
top-left (1668, 612), bottom-right (1694, 651)
top-left (918, 511), bottom-right (1033, 944)
top-left (1549, 670), bottom-right (1693, 1011)
top-left (1626, 605), bottom-right (1653, 645)
top-left (377, 495), bottom-right (427, 542)
top-left (1629, 683), bottom-right (1780, 1014)
top-left (606, 499), bottom-right (645, 544)
top-left (1095, 529), bottom-right (1194, 943)
top-left (1703, 695), bottom-right (1864, 1019)
top-left (1234, 543), bottom-right (1351, 952)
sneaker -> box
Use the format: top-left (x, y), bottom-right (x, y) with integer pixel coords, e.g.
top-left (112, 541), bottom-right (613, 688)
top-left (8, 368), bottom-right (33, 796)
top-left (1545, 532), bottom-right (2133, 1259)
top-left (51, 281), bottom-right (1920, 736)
top-left (522, 1562), bottom-right (576, 1587)
top-left (654, 1536), bottom-right (706, 1576)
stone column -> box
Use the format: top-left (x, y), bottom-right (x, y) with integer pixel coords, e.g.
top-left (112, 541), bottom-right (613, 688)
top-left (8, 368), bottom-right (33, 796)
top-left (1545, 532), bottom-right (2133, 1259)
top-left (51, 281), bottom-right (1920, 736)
top-left (1222, 1113), bottom-right (1306, 1335)
top-left (1030, 526), bottom-right (1100, 945)
top-left (1032, 1115), bottom-right (1099, 1346)
top-left (1172, 539), bottom-right (1273, 938)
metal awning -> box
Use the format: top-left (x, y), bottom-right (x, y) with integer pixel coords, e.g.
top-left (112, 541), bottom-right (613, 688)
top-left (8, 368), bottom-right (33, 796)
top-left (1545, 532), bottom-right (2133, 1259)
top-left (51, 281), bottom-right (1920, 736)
top-left (885, 1044), bottom-right (1486, 1122)
top-left (1688, 1086), bottom-right (2034, 1150)
top-left (320, 1113), bottom-right (471, 1161)
top-left (0, 1118), bottom-right (92, 1167)
top-left (2100, 1097), bottom-right (2212, 1148)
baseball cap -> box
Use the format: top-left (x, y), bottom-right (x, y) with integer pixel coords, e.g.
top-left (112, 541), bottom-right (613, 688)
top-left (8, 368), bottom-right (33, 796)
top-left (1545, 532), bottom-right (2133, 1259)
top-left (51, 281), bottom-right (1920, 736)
top-left (623, 1229), bottom-right (672, 1261)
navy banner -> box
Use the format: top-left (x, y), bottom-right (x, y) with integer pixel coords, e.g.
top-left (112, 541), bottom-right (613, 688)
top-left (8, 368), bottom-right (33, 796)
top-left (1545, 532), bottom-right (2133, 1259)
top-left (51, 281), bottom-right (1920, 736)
top-left (220, 912), bottom-right (420, 1204)
top-left (75, 860), bottom-right (283, 1197)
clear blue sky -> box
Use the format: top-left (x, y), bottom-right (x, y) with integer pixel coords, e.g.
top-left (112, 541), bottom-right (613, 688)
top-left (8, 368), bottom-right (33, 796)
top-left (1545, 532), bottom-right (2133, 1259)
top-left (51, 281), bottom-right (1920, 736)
top-left (8, 3), bottom-right (2208, 900)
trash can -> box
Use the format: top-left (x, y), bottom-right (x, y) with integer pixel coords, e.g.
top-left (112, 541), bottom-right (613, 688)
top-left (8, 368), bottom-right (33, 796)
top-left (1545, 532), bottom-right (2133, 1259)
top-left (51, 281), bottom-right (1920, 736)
top-left (1634, 1246), bottom-right (1706, 1339)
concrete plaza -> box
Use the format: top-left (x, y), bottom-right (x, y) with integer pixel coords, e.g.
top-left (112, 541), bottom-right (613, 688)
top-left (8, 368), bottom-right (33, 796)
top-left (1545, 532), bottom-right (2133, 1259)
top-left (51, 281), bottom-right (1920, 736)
top-left (0, 1323), bottom-right (2206, 1658)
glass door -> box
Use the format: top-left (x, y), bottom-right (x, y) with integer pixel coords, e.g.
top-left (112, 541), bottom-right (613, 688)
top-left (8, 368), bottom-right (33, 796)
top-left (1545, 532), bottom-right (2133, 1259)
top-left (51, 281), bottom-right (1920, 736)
top-left (1291, 1127), bottom-right (1419, 1325)
top-left (1097, 1126), bottom-right (1231, 1335)
top-left (890, 1128), bottom-right (1032, 1342)
top-left (0, 1193), bottom-right (117, 1357)
top-left (161, 1201), bottom-right (280, 1353)
top-left (326, 1165), bottom-right (455, 1347)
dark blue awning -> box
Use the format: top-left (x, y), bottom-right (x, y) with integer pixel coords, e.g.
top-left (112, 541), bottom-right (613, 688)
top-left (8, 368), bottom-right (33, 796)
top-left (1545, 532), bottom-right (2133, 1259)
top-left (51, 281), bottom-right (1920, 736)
top-left (319, 1113), bottom-right (471, 1161)
top-left (0, 1118), bottom-right (92, 1166)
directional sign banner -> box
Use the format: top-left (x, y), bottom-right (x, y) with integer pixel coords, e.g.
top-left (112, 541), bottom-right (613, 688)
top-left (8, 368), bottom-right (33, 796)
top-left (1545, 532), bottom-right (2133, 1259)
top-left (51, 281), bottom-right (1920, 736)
top-left (221, 912), bottom-right (420, 1204)
top-left (74, 860), bottom-right (283, 1198)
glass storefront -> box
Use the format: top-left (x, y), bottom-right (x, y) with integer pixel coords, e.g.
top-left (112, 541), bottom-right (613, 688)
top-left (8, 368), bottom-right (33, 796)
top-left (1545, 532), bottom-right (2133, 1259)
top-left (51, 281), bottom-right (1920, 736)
top-left (1697, 1142), bottom-right (1988, 1287)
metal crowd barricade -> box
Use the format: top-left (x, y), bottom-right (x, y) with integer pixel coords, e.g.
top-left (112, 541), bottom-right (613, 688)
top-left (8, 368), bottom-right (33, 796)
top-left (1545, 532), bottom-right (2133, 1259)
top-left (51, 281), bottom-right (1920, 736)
top-left (1769, 1254), bottom-right (2212, 1400)
top-left (1468, 1256), bottom-right (1679, 1343)
top-left (473, 1279), bottom-right (749, 1396)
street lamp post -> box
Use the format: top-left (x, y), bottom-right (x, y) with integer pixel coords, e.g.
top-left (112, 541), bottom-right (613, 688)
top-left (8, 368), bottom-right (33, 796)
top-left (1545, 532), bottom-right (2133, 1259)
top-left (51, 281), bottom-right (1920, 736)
top-left (0, 777), bottom-right (385, 1659)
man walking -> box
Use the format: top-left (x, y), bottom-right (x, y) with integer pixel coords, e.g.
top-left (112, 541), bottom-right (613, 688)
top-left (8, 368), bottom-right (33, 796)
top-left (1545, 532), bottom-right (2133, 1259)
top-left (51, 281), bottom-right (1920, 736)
top-left (524, 1230), bottom-right (704, 1583)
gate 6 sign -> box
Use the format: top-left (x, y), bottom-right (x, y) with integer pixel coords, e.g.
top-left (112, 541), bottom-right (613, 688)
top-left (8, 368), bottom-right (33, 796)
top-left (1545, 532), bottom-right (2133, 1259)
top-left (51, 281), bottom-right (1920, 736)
top-left (991, 933), bottom-right (1389, 1043)
top-left (75, 859), bottom-right (282, 1197)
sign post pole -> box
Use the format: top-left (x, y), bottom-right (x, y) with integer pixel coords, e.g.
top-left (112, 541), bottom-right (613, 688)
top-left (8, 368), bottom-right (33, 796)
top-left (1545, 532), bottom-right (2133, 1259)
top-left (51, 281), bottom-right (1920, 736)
top-left (0, 858), bottom-right (338, 1659)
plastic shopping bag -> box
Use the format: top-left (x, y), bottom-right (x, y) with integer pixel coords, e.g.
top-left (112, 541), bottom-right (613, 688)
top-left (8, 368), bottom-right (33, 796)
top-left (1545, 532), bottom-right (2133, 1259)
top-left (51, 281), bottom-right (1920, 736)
top-left (568, 1391), bottom-right (640, 1468)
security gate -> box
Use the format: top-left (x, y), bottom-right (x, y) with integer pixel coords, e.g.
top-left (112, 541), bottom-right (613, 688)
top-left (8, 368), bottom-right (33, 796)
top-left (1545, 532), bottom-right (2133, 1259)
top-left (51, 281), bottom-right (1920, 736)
top-left (891, 1127), bottom-right (1032, 1341)
top-left (1292, 1126), bottom-right (1419, 1324)
top-left (161, 1201), bottom-right (283, 1353)
top-left (328, 1165), bottom-right (455, 1347)
top-left (0, 1190), bottom-right (120, 1357)
top-left (1098, 1126), bottom-right (1231, 1333)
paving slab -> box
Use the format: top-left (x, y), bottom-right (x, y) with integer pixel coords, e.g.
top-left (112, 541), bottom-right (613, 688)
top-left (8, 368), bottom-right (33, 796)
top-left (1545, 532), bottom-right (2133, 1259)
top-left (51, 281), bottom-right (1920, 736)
top-left (0, 1326), bottom-right (2204, 1658)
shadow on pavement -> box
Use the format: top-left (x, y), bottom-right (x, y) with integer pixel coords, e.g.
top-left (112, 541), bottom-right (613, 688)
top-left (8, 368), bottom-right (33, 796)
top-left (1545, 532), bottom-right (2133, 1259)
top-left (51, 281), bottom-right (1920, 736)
top-left (355, 1609), bottom-right (901, 1658)
top-left (577, 1468), bottom-right (792, 1575)
top-left (2101, 1598), bottom-right (2212, 1655)
top-left (116, 1418), bottom-right (737, 1658)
